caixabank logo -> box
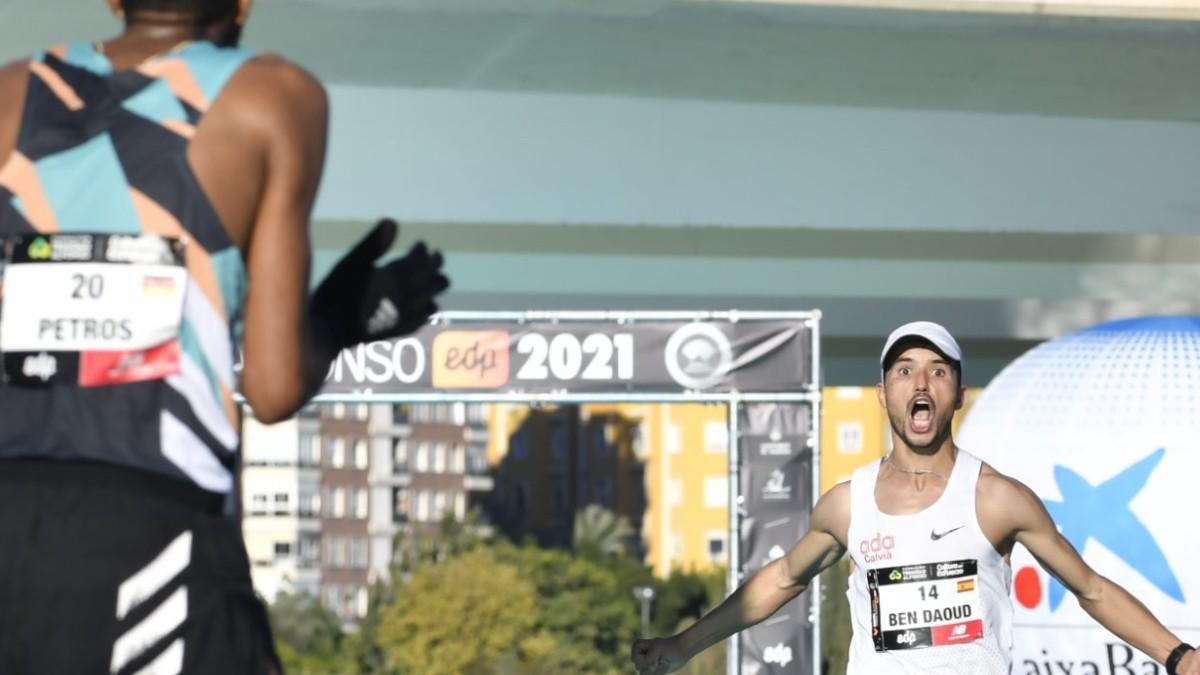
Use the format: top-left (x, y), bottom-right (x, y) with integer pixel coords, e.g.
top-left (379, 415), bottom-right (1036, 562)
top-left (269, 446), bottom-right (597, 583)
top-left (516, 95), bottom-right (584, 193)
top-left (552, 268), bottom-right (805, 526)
top-left (959, 316), bottom-right (1200, 674)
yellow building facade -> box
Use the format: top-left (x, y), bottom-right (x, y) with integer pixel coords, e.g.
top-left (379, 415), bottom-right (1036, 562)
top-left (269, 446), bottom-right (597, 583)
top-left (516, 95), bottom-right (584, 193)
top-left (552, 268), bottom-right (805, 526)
top-left (484, 389), bottom-right (983, 578)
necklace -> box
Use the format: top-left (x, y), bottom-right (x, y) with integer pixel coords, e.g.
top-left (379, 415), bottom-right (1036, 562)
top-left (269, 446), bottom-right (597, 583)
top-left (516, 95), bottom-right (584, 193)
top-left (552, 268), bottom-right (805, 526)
top-left (883, 453), bottom-right (950, 480)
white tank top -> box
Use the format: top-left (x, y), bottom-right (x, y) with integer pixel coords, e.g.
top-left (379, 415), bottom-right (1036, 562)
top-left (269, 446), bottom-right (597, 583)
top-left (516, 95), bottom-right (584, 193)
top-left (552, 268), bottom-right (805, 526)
top-left (845, 450), bottom-right (1013, 674)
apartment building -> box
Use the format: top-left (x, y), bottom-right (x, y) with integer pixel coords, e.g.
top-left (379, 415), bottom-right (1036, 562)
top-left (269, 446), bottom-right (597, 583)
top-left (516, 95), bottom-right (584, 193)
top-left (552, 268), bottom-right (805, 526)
top-left (241, 408), bottom-right (322, 602)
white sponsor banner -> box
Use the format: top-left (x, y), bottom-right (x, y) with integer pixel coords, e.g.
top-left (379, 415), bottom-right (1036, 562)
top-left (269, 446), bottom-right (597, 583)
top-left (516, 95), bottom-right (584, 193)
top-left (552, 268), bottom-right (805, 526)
top-left (959, 316), bottom-right (1200, 673)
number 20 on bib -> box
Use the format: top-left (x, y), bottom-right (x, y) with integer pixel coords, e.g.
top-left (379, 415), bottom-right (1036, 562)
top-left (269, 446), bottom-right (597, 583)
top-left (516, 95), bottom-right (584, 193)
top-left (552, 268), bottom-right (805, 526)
top-left (0, 234), bottom-right (188, 387)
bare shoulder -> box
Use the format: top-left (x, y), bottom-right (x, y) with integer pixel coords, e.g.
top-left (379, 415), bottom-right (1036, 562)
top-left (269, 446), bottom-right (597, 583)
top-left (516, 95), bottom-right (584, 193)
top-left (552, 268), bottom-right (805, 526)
top-left (0, 59), bottom-right (31, 160)
top-left (0, 58), bottom-right (30, 102)
top-left (812, 481), bottom-right (851, 545)
top-left (0, 58), bottom-right (29, 82)
top-left (233, 53), bottom-right (327, 107)
top-left (209, 52), bottom-right (327, 137)
top-left (976, 462), bottom-right (1048, 530)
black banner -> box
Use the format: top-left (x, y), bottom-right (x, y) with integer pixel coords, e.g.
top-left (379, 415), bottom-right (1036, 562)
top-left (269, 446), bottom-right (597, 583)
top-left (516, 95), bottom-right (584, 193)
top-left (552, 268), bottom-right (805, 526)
top-left (738, 403), bottom-right (815, 675)
top-left (317, 318), bottom-right (813, 395)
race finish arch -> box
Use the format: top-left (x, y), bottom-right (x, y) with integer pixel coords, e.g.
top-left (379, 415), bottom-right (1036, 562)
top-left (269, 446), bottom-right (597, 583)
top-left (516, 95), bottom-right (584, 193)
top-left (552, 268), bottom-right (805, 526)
top-left (314, 311), bottom-right (822, 675)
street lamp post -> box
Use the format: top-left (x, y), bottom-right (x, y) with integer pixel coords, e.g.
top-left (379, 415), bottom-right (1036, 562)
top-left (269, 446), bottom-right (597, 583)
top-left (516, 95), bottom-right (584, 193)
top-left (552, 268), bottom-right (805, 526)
top-left (632, 585), bottom-right (656, 637)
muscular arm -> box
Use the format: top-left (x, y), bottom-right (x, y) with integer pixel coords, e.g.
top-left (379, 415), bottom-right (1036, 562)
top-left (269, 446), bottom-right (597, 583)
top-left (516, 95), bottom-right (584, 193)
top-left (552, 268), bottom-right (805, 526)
top-left (233, 56), bottom-right (330, 423)
top-left (673, 482), bottom-right (848, 663)
top-left (0, 59), bottom-right (31, 169)
top-left (993, 475), bottom-right (1190, 667)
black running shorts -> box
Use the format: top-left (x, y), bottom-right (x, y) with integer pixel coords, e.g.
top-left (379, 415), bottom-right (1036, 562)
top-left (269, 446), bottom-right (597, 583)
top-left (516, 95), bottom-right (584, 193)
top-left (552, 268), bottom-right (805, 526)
top-left (0, 460), bottom-right (281, 675)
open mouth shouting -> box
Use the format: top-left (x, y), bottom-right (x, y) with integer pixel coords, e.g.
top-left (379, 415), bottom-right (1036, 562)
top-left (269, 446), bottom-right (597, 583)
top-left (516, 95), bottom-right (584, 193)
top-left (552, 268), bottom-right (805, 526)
top-left (909, 397), bottom-right (934, 434)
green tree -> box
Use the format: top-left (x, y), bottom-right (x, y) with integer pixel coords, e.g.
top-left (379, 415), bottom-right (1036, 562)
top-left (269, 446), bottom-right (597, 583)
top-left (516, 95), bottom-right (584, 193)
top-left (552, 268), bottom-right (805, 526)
top-left (377, 546), bottom-right (539, 675)
top-left (820, 559), bottom-right (852, 675)
top-left (393, 508), bottom-right (492, 575)
top-left (497, 543), bottom-right (641, 674)
top-left (268, 590), bottom-right (353, 674)
top-left (572, 504), bottom-right (636, 557)
top-left (650, 567), bottom-right (726, 637)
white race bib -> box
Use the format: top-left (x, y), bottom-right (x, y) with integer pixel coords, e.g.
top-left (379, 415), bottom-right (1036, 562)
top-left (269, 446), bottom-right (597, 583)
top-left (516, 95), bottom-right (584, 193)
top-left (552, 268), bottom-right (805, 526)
top-left (0, 233), bottom-right (187, 387)
top-left (868, 558), bottom-right (985, 651)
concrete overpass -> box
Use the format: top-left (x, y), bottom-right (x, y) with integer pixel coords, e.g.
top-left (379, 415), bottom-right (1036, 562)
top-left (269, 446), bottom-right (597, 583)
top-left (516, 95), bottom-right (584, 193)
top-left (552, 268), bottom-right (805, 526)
top-left (2, 0), bottom-right (1198, 383)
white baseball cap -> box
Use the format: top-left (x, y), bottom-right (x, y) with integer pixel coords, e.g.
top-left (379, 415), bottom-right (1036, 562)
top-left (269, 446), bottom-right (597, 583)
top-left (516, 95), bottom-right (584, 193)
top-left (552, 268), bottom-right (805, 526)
top-left (880, 321), bottom-right (964, 374)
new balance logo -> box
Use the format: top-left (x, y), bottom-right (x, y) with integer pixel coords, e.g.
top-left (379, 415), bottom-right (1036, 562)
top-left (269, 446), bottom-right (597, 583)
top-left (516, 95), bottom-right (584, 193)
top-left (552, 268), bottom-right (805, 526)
top-left (952, 624), bottom-right (967, 637)
top-left (930, 526), bottom-right (964, 541)
top-left (366, 298), bottom-right (400, 335)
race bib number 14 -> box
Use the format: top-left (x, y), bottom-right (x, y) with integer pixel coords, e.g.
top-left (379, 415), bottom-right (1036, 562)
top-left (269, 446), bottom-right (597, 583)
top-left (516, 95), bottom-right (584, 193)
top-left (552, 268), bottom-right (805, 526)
top-left (0, 234), bottom-right (187, 387)
top-left (868, 558), bottom-right (985, 652)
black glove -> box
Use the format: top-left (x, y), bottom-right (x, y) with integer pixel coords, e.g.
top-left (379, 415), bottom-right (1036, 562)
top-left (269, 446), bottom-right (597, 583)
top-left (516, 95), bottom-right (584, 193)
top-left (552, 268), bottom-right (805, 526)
top-left (308, 219), bottom-right (449, 363)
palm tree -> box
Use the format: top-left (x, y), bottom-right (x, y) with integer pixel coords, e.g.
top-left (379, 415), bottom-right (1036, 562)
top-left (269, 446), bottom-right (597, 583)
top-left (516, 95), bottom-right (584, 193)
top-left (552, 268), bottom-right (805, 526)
top-left (572, 504), bottom-right (635, 557)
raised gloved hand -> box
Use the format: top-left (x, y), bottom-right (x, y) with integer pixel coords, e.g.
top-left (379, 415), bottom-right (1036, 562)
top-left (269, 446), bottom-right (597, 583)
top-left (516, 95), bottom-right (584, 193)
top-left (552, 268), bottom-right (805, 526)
top-left (307, 219), bottom-right (449, 363)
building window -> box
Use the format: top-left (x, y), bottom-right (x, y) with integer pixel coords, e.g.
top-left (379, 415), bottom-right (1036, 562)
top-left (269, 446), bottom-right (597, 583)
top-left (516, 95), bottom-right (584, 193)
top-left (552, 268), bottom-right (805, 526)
top-left (342, 586), bottom-right (358, 619)
top-left (704, 421), bottom-right (728, 453)
top-left (299, 491), bottom-right (320, 518)
top-left (415, 443), bottom-right (430, 472)
top-left (592, 424), bottom-right (610, 456)
top-left (704, 476), bottom-right (726, 508)
top-left (393, 488), bottom-right (409, 522)
top-left (467, 445), bottom-right (488, 474)
top-left (250, 493), bottom-right (268, 515)
top-left (331, 487), bottom-right (346, 518)
top-left (330, 437), bottom-right (346, 468)
top-left (670, 533), bottom-right (683, 562)
top-left (455, 492), bottom-right (466, 520)
top-left (357, 586), bottom-right (370, 618)
top-left (706, 532), bottom-right (727, 564)
top-left (666, 424), bottom-right (682, 455)
top-left (551, 424), bottom-right (567, 461)
top-left (415, 490), bottom-right (430, 522)
top-left (354, 439), bottom-right (369, 470)
top-left (324, 584), bottom-right (339, 610)
top-left (594, 478), bottom-right (613, 508)
top-left (330, 403), bottom-right (346, 419)
top-left (393, 440), bottom-right (408, 472)
top-left (451, 444), bottom-right (466, 473)
top-left (631, 423), bottom-right (645, 458)
top-left (465, 403), bottom-right (485, 424)
top-left (274, 542), bottom-right (292, 559)
top-left (273, 492), bottom-right (290, 515)
top-left (300, 434), bottom-right (321, 467)
top-left (432, 443), bottom-right (446, 473)
top-left (353, 488), bottom-right (369, 520)
top-left (350, 538), bottom-right (368, 569)
top-left (452, 402), bottom-right (466, 426)
top-left (299, 536), bottom-right (319, 568)
top-left (433, 491), bottom-right (448, 520)
top-left (668, 478), bottom-right (682, 507)
top-left (511, 433), bottom-right (527, 461)
top-left (355, 403), bottom-right (369, 421)
top-left (837, 421), bottom-right (865, 455)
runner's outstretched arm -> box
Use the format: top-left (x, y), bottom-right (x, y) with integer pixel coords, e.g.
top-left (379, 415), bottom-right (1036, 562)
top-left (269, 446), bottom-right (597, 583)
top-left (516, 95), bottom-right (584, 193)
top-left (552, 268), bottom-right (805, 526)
top-left (238, 58), bottom-right (447, 423)
top-left (991, 476), bottom-right (1199, 675)
top-left (630, 482), bottom-right (849, 675)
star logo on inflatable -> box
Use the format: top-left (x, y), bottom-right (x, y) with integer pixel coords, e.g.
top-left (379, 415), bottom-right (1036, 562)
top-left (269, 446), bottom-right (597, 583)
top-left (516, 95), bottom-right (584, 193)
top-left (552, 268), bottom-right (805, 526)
top-left (1042, 448), bottom-right (1184, 611)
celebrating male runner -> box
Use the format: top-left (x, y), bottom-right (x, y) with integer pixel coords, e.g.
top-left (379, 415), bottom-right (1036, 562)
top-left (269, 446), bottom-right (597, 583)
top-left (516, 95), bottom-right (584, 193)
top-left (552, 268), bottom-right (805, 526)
top-left (0, 1), bottom-right (447, 673)
top-left (631, 322), bottom-right (1198, 674)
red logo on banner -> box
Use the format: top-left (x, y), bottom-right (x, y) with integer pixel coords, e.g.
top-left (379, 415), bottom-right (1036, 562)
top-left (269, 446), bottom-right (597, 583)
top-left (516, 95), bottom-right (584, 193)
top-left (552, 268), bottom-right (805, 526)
top-left (931, 619), bottom-right (983, 646)
top-left (79, 341), bottom-right (181, 386)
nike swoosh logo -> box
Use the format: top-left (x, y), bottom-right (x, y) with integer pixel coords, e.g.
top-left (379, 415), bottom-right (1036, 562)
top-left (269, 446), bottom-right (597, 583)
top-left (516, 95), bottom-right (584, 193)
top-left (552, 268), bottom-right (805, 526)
top-left (930, 526), bottom-right (964, 541)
